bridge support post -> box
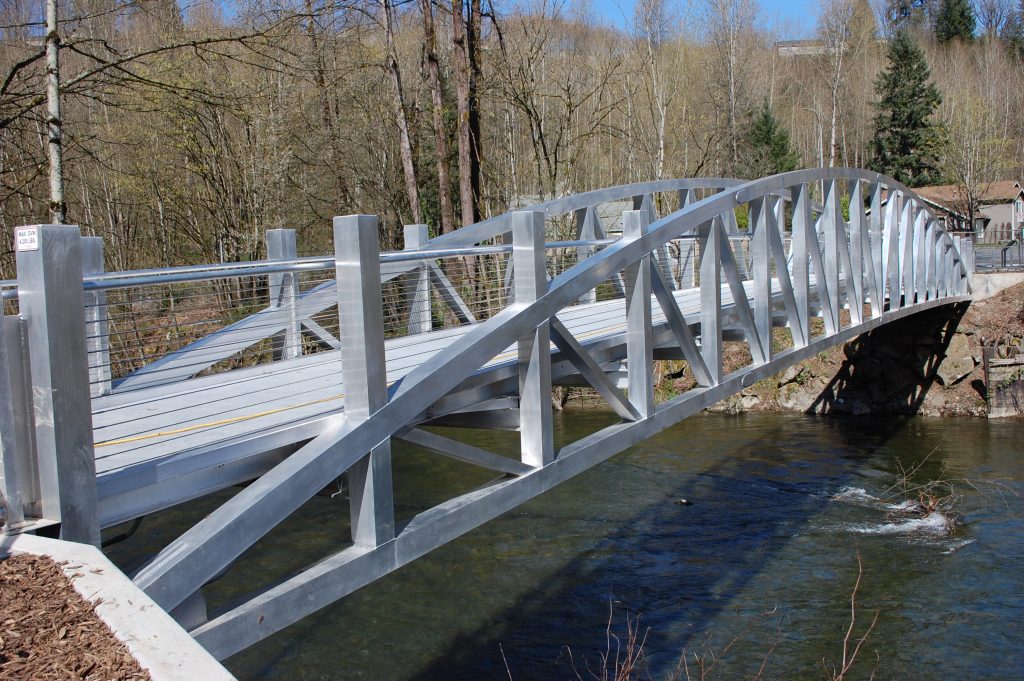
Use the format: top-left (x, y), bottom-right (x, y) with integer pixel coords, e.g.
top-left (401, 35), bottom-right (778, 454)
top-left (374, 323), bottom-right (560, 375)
top-left (334, 215), bottom-right (395, 547)
top-left (513, 210), bottom-right (554, 467)
top-left (624, 210), bottom-right (655, 417)
top-left (267, 229), bottom-right (301, 361)
top-left (822, 180), bottom-right (842, 331)
top-left (750, 198), bottom-right (773, 361)
top-left (0, 311), bottom-right (28, 529)
top-left (699, 219), bottom-right (723, 385)
top-left (81, 237), bottom-right (111, 397)
top-left (791, 183), bottom-right (812, 343)
top-left (15, 225), bottom-right (98, 545)
top-left (404, 224), bottom-right (433, 334)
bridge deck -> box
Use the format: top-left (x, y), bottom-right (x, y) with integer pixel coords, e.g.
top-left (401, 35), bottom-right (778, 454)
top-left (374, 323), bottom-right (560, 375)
top-left (91, 280), bottom-right (787, 526)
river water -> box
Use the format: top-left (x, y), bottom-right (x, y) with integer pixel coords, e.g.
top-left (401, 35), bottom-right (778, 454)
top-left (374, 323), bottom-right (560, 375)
top-left (105, 413), bottom-right (1024, 680)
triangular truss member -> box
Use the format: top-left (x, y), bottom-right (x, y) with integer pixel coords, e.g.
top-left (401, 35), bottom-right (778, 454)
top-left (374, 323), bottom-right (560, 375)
top-left (550, 316), bottom-right (641, 421)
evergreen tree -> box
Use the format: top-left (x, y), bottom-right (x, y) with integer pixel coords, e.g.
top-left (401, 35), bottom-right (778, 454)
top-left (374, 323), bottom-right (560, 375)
top-left (935, 0), bottom-right (975, 42)
top-left (742, 101), bottom-right (800, 179)
top-left (869, 32), bottom-right (944, 187)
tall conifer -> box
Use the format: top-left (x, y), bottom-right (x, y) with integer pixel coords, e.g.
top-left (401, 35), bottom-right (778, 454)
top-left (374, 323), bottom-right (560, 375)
top-left (743, 101), bottom-right (800, 178)
top-left (869, 32), bottom-right (943, 186)
top-left (935, 0), bottom-right (976, 43)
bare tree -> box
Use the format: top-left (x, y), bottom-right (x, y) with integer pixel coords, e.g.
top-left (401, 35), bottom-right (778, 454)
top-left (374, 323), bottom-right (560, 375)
top-left (700, 0), bottom-right (759, 171)
top-left (45, 0), bottom-right (65, 222)
top-left (818, 0), bottom-right (877, 166)
top-left (630, 0), bottom-right (680, 180)
top-left (381, 0), bottom-right (422, 223)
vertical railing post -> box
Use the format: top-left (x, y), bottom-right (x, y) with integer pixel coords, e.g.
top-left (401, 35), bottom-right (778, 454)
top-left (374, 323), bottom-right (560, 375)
top-left (822, 179), bottom-right (842, 330)
top-left (623, 209), bottom-right (655, 418)
top-left (634, 194), bottom-right (673, 288)
top-left (848, 182), bottom-right (866, 325)
top-left (573, 208), bottom-right (599, 304)
top-left (884, 192), bottom-right (902, 312)
top-left (403, 224), bottom-right (432, 334)
top-left (791, 183), bottom-right (812, 344)
top-left (914, 209), bottom-right (927, 303)
top-left (267, 229), bottom-right (301, 361)
top-left (15, 224), bottom-right (98, 545)
top-left (0, 311), bottom-right (26, 529)
top-left (938, 237), bottom-right (948, 298)
top-left (81, 237), bottom-right (111, 397)
top-left (867, 183), bottom-right (884, 318)
top-left (512, 210), bottom-right (553, 468)
top-left (334, 215), bottom-right (394, 547)
top-left (952, 236), bottom-right (962, 297)
top-left (924, 221), bottom-right (937, 300)
top-left (961, 235), bottom-right (975, 277)
top-left (699, 218), bottom-right (723, 385)
top-left (679, 188), bottom-right (697, 288)
top-left (750, 197), bottom-right (773, 361)
top-left (900, 200), bottom-right (915, 306)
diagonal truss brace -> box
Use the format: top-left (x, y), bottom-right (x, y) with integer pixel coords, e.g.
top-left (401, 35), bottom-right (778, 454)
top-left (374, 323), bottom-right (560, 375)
top-left (396, 427), bottom-right (532, 476)
top-left (549, 317), bottom-right (641, 421)
top-left (428, 263), bottom-right (476, 324)
top-left (648, 261), bottom-right (713, 386)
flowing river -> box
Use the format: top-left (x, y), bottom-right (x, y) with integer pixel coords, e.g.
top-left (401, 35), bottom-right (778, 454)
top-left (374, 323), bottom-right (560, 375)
top-left (104, 413), bottom-right (1024, 680)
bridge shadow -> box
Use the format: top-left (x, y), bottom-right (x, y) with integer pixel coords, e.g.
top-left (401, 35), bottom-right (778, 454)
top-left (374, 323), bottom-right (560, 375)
top-left (809, 302), bottom-right (971, 415)
top-left (397, 413), bottom-right (921, 680)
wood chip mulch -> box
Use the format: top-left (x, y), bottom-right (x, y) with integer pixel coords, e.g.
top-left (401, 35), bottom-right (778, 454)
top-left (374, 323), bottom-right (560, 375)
top-left (0, 553), bottom-right (151, 680)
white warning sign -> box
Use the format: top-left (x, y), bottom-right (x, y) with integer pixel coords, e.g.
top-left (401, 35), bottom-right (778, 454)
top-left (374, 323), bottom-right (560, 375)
top-left (15, 227), bottom-right (39, 252)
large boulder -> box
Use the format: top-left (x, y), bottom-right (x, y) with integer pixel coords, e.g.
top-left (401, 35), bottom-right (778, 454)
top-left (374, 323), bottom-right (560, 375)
top-left (936, 333), bottom-right (977, 387)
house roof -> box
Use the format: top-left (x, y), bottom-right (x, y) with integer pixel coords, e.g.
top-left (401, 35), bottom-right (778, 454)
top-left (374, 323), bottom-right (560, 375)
top-left (913, 181), bottom-right (1024, 206)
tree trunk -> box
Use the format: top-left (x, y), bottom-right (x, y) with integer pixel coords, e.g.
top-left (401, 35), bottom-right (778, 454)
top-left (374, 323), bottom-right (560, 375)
top-left (452, 0), bottom-right (477, 289)
top-left (45, 0), bottom-right (66, 223)
top-left (420, 0), bottom-right (455, 235)
top-left (452, 0), bottom-right (475, 227)
top-left (306, 0), bottom-right (352, 209)
top-left (382, 0), bottom-right (421, 224)
top-left (468, 0), bottom-right (483, 215)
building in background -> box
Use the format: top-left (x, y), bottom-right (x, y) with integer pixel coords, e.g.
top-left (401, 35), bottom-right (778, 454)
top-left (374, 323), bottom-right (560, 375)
top-left (914, 181), bottom-right (1024, 243)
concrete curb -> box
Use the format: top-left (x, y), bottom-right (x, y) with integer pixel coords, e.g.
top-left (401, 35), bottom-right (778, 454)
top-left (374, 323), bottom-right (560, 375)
top-left (1, 533), bottom-right (235, 681)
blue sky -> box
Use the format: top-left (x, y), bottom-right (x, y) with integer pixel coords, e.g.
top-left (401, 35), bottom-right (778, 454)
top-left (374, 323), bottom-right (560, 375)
top-left (588, 0), bottom-right (820, 39)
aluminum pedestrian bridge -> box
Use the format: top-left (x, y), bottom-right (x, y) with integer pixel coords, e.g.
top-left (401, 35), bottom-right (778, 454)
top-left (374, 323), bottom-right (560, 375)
top-left (0, 168), bottom-right (973, 659)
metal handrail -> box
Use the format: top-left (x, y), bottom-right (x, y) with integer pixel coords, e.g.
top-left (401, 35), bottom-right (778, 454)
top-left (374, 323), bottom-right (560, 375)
top-left (79, 239), bottom-right (625, 292)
